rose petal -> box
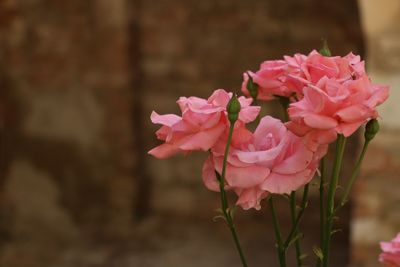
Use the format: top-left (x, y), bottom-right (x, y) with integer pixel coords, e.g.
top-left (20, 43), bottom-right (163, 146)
top-left (336, 121), bottom-right (363, 137)
top-left (335, 105), bottom-right (372, 123)
top-left (179, 124), bottom-right (226, 151)
top-left (235, 187), bottom-right (269, 210)
top-left (151, 111), bottom-right (181, 126)
top-left (260, 170), bottom-right (313, 194)
top-left (303, 114), bottom-right (338, 129)
top-left (201, 156), bottom-right (220, 192)
top-left (213, 157), bottom-right (270, 188)
top-left (273, 137), bottom-right (314, 174)
top-left (239, 106), bottom-right (261, 123)
top-left (148, 143), bottom-right (180, 159)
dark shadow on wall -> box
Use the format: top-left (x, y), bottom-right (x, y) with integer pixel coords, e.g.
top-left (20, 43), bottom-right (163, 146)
top-left (128, 0), bottom-right (153, 220)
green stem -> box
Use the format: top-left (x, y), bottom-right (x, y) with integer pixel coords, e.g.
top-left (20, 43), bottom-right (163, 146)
top-left (218, 123), bottom-right (248, 267)
top-left (269, 197), bottom-right (286, 267)
top-left (284, 184), bottom-right (309, 249)
top-left (339, 140), bottom-right (370, 208)
top-left (252, 97), bottom-right (261, 125)
top-left (316, 158), bottom-right (326, 267)
top-left (278, 97), bottom-right (307, 266)
top-left (322, 135), bottom-right (347, 267)
top-left (282, 108), bottom-right (289, 122)
top-left (290, 192), bottom-right (302, 267)
top-left (277, 96), bottom-right (290, 122)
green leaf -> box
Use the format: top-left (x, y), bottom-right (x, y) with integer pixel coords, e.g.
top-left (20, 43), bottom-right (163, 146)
top-left (212, 215), bottom-right (226, 223)
top-left (313, 246), bottom-right (324, 260)
top-left (299, 253), bottom-right (308, 260)
top-left (288, 233), bottom-right (304, 247)
top-left (319, 39), bottom-right (331, 56)
top-left (331, 229), bottom-right (342, 235)
top-left (214, 208), bottom-right (223, 214)
top-left (246, 74), bottom-right (259, 99)
top-left (228, 207), bottom-right (237, 219)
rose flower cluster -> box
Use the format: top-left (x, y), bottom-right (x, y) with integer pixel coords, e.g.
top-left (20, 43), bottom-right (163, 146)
top-left (149, 50), bottom-right (389, 211)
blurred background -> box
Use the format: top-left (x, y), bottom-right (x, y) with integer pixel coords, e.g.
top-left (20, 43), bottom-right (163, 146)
top-left (0, 0), bottom-right (399, 266)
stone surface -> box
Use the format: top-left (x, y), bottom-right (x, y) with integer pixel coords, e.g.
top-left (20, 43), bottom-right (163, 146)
top-left (350, 130), bottom-right (400, 267)
top-left (359, 0), bottom-right (400, 129)
top-left (351, 1), bottom-right (400, 266)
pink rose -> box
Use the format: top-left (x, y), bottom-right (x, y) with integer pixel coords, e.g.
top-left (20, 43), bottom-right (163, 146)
top-left (148, 89), bottom-right (260, 159)
top-left (287, 76), bottom-right (389, 151)
top-left (243, 60), bottom-right (291, 99)
top-left (298, 50), bottom-right (365, 84)
top-left (380, 233), bottom-right (400, 267)
top-left (202, 116), bottom-right (325, 210)
top-left (242, 51), bottom-right (367, 101)
top-left (241, 72), bottom-right (274, 101)
top-left (241, 55), bottom-right (307, 99)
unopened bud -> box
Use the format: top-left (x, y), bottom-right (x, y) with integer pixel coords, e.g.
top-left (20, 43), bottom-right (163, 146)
top-left (364, 119), bottom-right (379, 141)
top-left (227, 95), bottom-right (241, 123)
top-left (246, 74), bottom-right (259, 100)
top-left (319, 39), bottom-right (331, 57)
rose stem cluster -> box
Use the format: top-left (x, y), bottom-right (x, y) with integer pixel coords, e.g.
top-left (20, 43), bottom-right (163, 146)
top-left (249, 82), bottom-right (310, 267)
top-left (319, 119), bottom-right (379, 267)
top-left (316, 44), bottom-right (331, 267)
top-left (315, 45), bottom-right (379, 267)
top-left (247, 77), bottom-right (313, 267)
top-left (281, 95), bottom-right (306, 267)
top-left (217, 95), bottom-right (248, 267)
top-left (273, 95), bottom-right (309, 267)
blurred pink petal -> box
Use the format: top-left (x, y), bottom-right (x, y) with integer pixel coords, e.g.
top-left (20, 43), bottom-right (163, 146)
top-left (379, 233), bottom-right (400, 267)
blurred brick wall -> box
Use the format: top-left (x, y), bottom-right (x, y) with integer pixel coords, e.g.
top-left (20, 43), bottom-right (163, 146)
top-left (0, 0), bottom-right (365, 266)
top-left (0, 0), bottom-right (137, 266)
